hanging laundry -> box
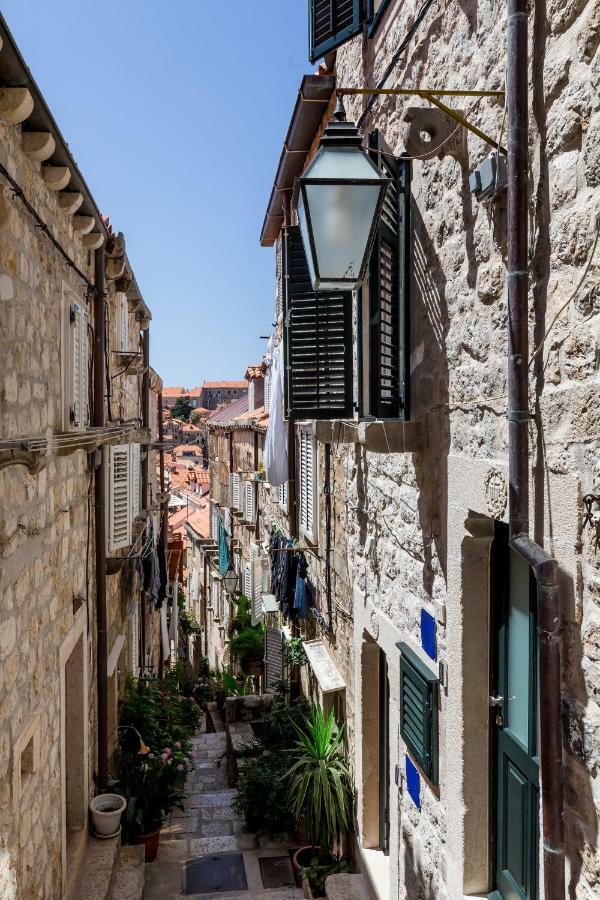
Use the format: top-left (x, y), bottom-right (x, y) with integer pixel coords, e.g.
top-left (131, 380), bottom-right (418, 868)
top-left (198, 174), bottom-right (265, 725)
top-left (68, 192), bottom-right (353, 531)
top-left (264, 341), bottom-right (287, 486)
top-left (293, 552), bottom-right (309, 620)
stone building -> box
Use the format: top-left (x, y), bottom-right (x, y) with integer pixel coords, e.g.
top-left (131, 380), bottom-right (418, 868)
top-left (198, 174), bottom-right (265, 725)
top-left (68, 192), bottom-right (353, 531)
top-left (0, 15), bottom-right (167, 898)
top-left (252, 2), bottom-right (600, 899)
top-left (199, 380), bottom-right (248, 411)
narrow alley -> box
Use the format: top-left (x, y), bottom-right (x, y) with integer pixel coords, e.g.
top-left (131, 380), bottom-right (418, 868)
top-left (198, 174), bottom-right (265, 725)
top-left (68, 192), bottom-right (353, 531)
top-left (143, 720), bottom-right (303, 900)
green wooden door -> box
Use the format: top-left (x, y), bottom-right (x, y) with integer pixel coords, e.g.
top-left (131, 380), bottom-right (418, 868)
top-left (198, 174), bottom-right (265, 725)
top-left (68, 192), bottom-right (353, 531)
top-left (491, 524), bottom-right (539, 900)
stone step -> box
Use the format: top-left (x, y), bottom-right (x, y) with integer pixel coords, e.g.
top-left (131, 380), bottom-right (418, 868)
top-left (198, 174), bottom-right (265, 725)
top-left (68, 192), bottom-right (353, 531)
top-left (71, 833), bottom-right (121, 900)
top-left (109, 845), bottom-right (145, 900)
top-left (325, 873), bottom-right (370, 900)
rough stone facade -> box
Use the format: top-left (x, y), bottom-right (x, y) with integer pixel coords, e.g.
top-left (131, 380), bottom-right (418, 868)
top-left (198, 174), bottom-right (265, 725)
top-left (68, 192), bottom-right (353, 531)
top-left (0, 34), bottom-right (162, 900)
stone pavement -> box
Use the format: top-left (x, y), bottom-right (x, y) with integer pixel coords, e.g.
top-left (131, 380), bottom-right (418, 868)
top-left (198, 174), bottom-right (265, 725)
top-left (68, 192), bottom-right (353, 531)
top-left (142, 724), bottom-right (303, 899)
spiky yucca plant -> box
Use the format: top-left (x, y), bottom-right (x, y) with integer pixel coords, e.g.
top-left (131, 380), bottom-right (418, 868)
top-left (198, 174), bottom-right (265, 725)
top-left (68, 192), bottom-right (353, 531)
top-left (285, 705), bottom-right (351, 852)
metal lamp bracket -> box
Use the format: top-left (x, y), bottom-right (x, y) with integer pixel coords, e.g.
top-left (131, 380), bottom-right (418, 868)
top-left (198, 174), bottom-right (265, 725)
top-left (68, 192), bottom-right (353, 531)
top-left (337, 88), bottom-right (506, 154)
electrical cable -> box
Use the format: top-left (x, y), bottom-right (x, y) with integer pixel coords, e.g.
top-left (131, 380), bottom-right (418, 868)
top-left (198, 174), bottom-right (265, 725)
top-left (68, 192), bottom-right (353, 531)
top-left (357, 0), bottom-right (440, 129)
top-left (0, 161), bottom-right (95, 290)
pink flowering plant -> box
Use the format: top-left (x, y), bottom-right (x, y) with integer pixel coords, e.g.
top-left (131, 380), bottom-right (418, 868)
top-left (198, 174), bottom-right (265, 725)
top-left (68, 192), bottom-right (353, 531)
top-left (114, 674), bottom-right (199, 837)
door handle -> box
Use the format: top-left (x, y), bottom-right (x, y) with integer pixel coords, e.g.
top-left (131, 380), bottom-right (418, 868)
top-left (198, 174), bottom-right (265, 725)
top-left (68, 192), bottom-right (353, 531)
top-left (489, 695), bottom-right (504, 707)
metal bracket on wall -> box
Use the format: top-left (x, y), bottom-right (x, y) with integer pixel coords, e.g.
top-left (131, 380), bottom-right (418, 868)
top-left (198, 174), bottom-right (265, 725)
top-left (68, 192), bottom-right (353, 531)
top-left (337, 88), bottom-right (506, 154)
top-left (582, 494), bottom-right (600, 530)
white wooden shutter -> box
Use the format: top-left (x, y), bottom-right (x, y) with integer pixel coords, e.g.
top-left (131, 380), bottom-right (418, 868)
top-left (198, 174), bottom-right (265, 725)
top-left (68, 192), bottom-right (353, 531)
top-left (243, 564), bottom-right (252, 600)
top-left (250, 543), bottom-right (263, 625)
top-left (130, 443), bottom-right (141, 519)
top-left (265, 626), bottom-right (283, 692)
top-left (248, 380), bottom-right (255, 412)
top-left (299, 429), bottom-right (315, 539)
top-left (263, 372), bottom-right (271, 412)
top-left (129, 602), bottom-right (140, 676)
top-left (117, 292), bottom-right (129, 352)
top-left (108, 444), bottom-right (131, 551)
top-left (243, 481), bottom-right (255, 524)
top-left (210, 502), bottom-right (219, 541)
top-left (278, 481), bottom-right (288, 512)
top-left (230, 473), bottom-right (241, 511)
top-left (70, 300), bottom-right (89, 429)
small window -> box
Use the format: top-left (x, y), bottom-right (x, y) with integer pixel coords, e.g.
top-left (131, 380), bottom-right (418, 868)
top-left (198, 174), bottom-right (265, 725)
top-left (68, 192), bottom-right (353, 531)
top-left (397, 641), bottom-right (439, 784)
top-left (298, 429), bottom-right (317, 543)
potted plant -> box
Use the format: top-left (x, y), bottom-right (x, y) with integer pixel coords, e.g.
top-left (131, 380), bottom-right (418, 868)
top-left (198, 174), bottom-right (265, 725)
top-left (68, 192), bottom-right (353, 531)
top-left (89, 793), bottom-right (126, 838)
top-left (298, 857), bottom-right (352, 898)
top-left (228, 595), bottom-right (265, 676)
top-left (284, 705), bottom-right (352, 870)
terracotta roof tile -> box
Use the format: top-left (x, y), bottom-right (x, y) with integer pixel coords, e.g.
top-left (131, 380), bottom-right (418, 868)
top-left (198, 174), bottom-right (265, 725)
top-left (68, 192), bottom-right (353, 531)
top-left (202, 380), bottom-right (248, 390)
top-left (163, 387), bottom-right (187, 398)
top-left (207, 396), bottom-right (249, 425)
top-left (245, 364), bottom-right (266, 380)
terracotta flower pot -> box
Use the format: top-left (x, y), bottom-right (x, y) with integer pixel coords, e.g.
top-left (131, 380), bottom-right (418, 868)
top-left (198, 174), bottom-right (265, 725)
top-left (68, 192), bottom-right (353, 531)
top-left (132, 827), bottom-right (161, 862)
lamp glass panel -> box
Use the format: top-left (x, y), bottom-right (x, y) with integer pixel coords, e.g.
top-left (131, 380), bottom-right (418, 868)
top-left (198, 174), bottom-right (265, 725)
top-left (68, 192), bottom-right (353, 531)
top-left (304, 182), bottom-right (383, 288)
top-left (305, 146), bottom-right (382, 180)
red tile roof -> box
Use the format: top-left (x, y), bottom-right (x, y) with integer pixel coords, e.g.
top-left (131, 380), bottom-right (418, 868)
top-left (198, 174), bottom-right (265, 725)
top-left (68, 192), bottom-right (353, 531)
top-left (207, 396), bottom-right (249, 426)
top-left (245, 364), bottom-right (266, 380)
top-left (182, 423), bottom-right (200, 432)
top-left (163, 387), bottom-right (187, 398)
top-left (202, 380), bottom-right (248, 390)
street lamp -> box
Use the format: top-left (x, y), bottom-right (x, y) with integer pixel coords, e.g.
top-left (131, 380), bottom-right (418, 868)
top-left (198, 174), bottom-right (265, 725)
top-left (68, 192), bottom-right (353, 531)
top-left (222, 566), bottom-right (238, 595)
top-left (294, 95), bottom-right (390, 293)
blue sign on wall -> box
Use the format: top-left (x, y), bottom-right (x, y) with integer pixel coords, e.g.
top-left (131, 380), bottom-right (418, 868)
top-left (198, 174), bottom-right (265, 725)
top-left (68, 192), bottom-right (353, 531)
top-left (406, 755), bottom-right (420, 809)
top-left (421, 608), bottom-right (437, 661)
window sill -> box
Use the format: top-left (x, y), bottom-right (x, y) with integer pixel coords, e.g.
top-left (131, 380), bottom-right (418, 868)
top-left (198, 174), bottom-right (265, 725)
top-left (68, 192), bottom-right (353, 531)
top-left (314, 418), bottom-right (424, 453)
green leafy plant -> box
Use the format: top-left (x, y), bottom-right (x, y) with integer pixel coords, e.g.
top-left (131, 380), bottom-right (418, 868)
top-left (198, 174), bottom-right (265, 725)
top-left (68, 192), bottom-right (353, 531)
top-left (299, 857), bottom-right (352, 897)
top-left (171, 395), bottom-right (193, 421)
top-left (227, 594), bottom-right (264, 674)
top-left (180, 609), bottom-right (203, 636)
top-left (284, 705), bottom-right (352, 852)
top-left (284, 637), bottom-right (307, 668)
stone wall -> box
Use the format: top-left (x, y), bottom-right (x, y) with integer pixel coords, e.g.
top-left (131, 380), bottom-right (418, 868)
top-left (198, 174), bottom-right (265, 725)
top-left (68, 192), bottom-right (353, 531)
top-left (0, 100), bottom-right (157, 897)
top-left (324, 0), bottom-right (600, 896)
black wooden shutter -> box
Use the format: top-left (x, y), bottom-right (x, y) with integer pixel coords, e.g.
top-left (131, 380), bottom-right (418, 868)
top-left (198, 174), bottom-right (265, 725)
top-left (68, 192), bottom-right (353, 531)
top-left (264, 626), bottom-right (284, 692)
top-left (309, 0), bottom-right (365, 64)
top-left (397, 642), bottom-right (438, 784)
top-left (284, 225), bottom-right (353, 420)
top-left (368, 131), bottom-right (411, 419)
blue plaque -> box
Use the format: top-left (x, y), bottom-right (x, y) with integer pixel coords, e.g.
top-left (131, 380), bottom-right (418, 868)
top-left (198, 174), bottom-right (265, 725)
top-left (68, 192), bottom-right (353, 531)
top-left (421, 608), bottom-right (437, 661)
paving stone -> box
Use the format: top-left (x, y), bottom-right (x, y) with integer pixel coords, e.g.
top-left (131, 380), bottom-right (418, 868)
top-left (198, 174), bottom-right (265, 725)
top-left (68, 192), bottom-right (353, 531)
top-left (189, 835), bottom-right (243, 855)
top-left (199, 821), bottom-right (234, 837)
top-left (155, 839), bottom-right (190, 861)
top-left (200, 790), bottom-right (237, 807)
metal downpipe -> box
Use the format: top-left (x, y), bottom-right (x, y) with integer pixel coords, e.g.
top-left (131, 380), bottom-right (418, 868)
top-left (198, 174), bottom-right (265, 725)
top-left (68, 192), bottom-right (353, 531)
top-left (507, 2), bottom-right (565, 896)
top-left (93, 244), bottom-right (108, 787)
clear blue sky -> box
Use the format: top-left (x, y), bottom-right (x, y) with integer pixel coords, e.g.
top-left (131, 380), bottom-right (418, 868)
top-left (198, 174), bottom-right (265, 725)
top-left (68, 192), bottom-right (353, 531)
top-left (3, 1), bottom-right (309, 387)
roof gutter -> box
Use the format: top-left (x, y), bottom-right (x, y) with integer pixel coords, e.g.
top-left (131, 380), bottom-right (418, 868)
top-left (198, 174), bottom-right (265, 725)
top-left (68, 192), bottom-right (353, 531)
top-left (260, 74), bottom-right (335, 247)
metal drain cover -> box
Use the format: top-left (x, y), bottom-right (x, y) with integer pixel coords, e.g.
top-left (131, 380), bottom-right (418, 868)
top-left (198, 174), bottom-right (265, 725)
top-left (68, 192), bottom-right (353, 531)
top-left (184, 853), bottom-right (247, 894)
top-left (258, 855), bottom-right (296, 889)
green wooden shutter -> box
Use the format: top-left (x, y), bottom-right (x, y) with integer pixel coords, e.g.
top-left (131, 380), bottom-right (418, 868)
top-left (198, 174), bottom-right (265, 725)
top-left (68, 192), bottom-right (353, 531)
top-left (309, 0), bottom-right (365, 64)
top-left (397, 642), bottom-right (438, 784)
top-left (284, 225), bottom-right (353, 420)
top-left (368, 131), bottom-right (411, 419)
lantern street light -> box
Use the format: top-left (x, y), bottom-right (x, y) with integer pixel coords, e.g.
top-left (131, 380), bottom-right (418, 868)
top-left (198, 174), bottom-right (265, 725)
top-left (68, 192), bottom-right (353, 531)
top-left (294, 95), bottom-right (390, 293)
top-left (222, 566), bottom-right (238, 595)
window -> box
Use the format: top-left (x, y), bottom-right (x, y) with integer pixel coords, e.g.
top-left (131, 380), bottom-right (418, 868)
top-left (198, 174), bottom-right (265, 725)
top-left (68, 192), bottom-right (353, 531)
top-left (309, 0), bottom-right (365, 64)
top-left (116, 291), bottom-right (129, 352)
top-left (298, 429), bottom-right (317, 543)
top-left (283, 225), bottom-right (353, 420)
top-left (365, 132), bottom-right (412, 419)
top-left (107, 445), bottom-right (131, 552)
top-left (249, 542), bottom-right (265, 625)
top-left (65, 286), bottom-right (90, 430)
top-left (397, 641), bottom-right (439, 784)
top-left (243, 481), bottom-right (256, 525)
top-left (230, 473), bottom-right (241, 511)
top-left (278, 481), bottom-right (288, 513)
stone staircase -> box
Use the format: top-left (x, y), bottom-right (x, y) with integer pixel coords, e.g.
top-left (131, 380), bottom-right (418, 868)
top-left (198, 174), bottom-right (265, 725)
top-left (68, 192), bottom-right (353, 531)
top-left (69, 835), bottom-right (145, 900)
top-left (325, 873), bottom-right (370, 900)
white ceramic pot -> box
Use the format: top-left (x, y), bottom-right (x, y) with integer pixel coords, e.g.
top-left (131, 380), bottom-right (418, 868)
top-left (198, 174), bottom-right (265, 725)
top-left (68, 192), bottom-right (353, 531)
top-left (89, 793), bottom-right (126, 837)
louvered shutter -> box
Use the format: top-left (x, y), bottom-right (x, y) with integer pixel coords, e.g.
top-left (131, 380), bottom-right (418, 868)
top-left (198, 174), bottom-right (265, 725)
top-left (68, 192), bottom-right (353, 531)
top-left (243, 481), bottom-right (255, 524)
top-left (368, 131), bottom-right (411, 419)
top-left (265, 626), bottom-right (284, 692)
top-left (243, 564), bottom-right (252, 601)
top-left (250, 543), bottom-right (263, 625)
top-left (309, 0), bottom-right (365, 64)
top-left (278, 481), bottom-right (288, 512)
top-left (275, 235), bottom-right (284, 321)
top-left (230, 473), bottom-right (241, 511)
top-left (117, 292), bottom-right (129, 352)
top-left (70, 300), bottom-right (89, 429)
top-left (108, 445), bottom-right (131, 551)
top-left (299, 430), bottom-right (315, 539)
top-left (264, 373), bottom-right (271, 413)
top-left (130, 443), bottom-right (141, 519)
top-left (284, 226), bottom-right (353, 420)
top-left (398, 642), bottom-right (439, 784)
top-left (129, 602), bottom-right (140, 676)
